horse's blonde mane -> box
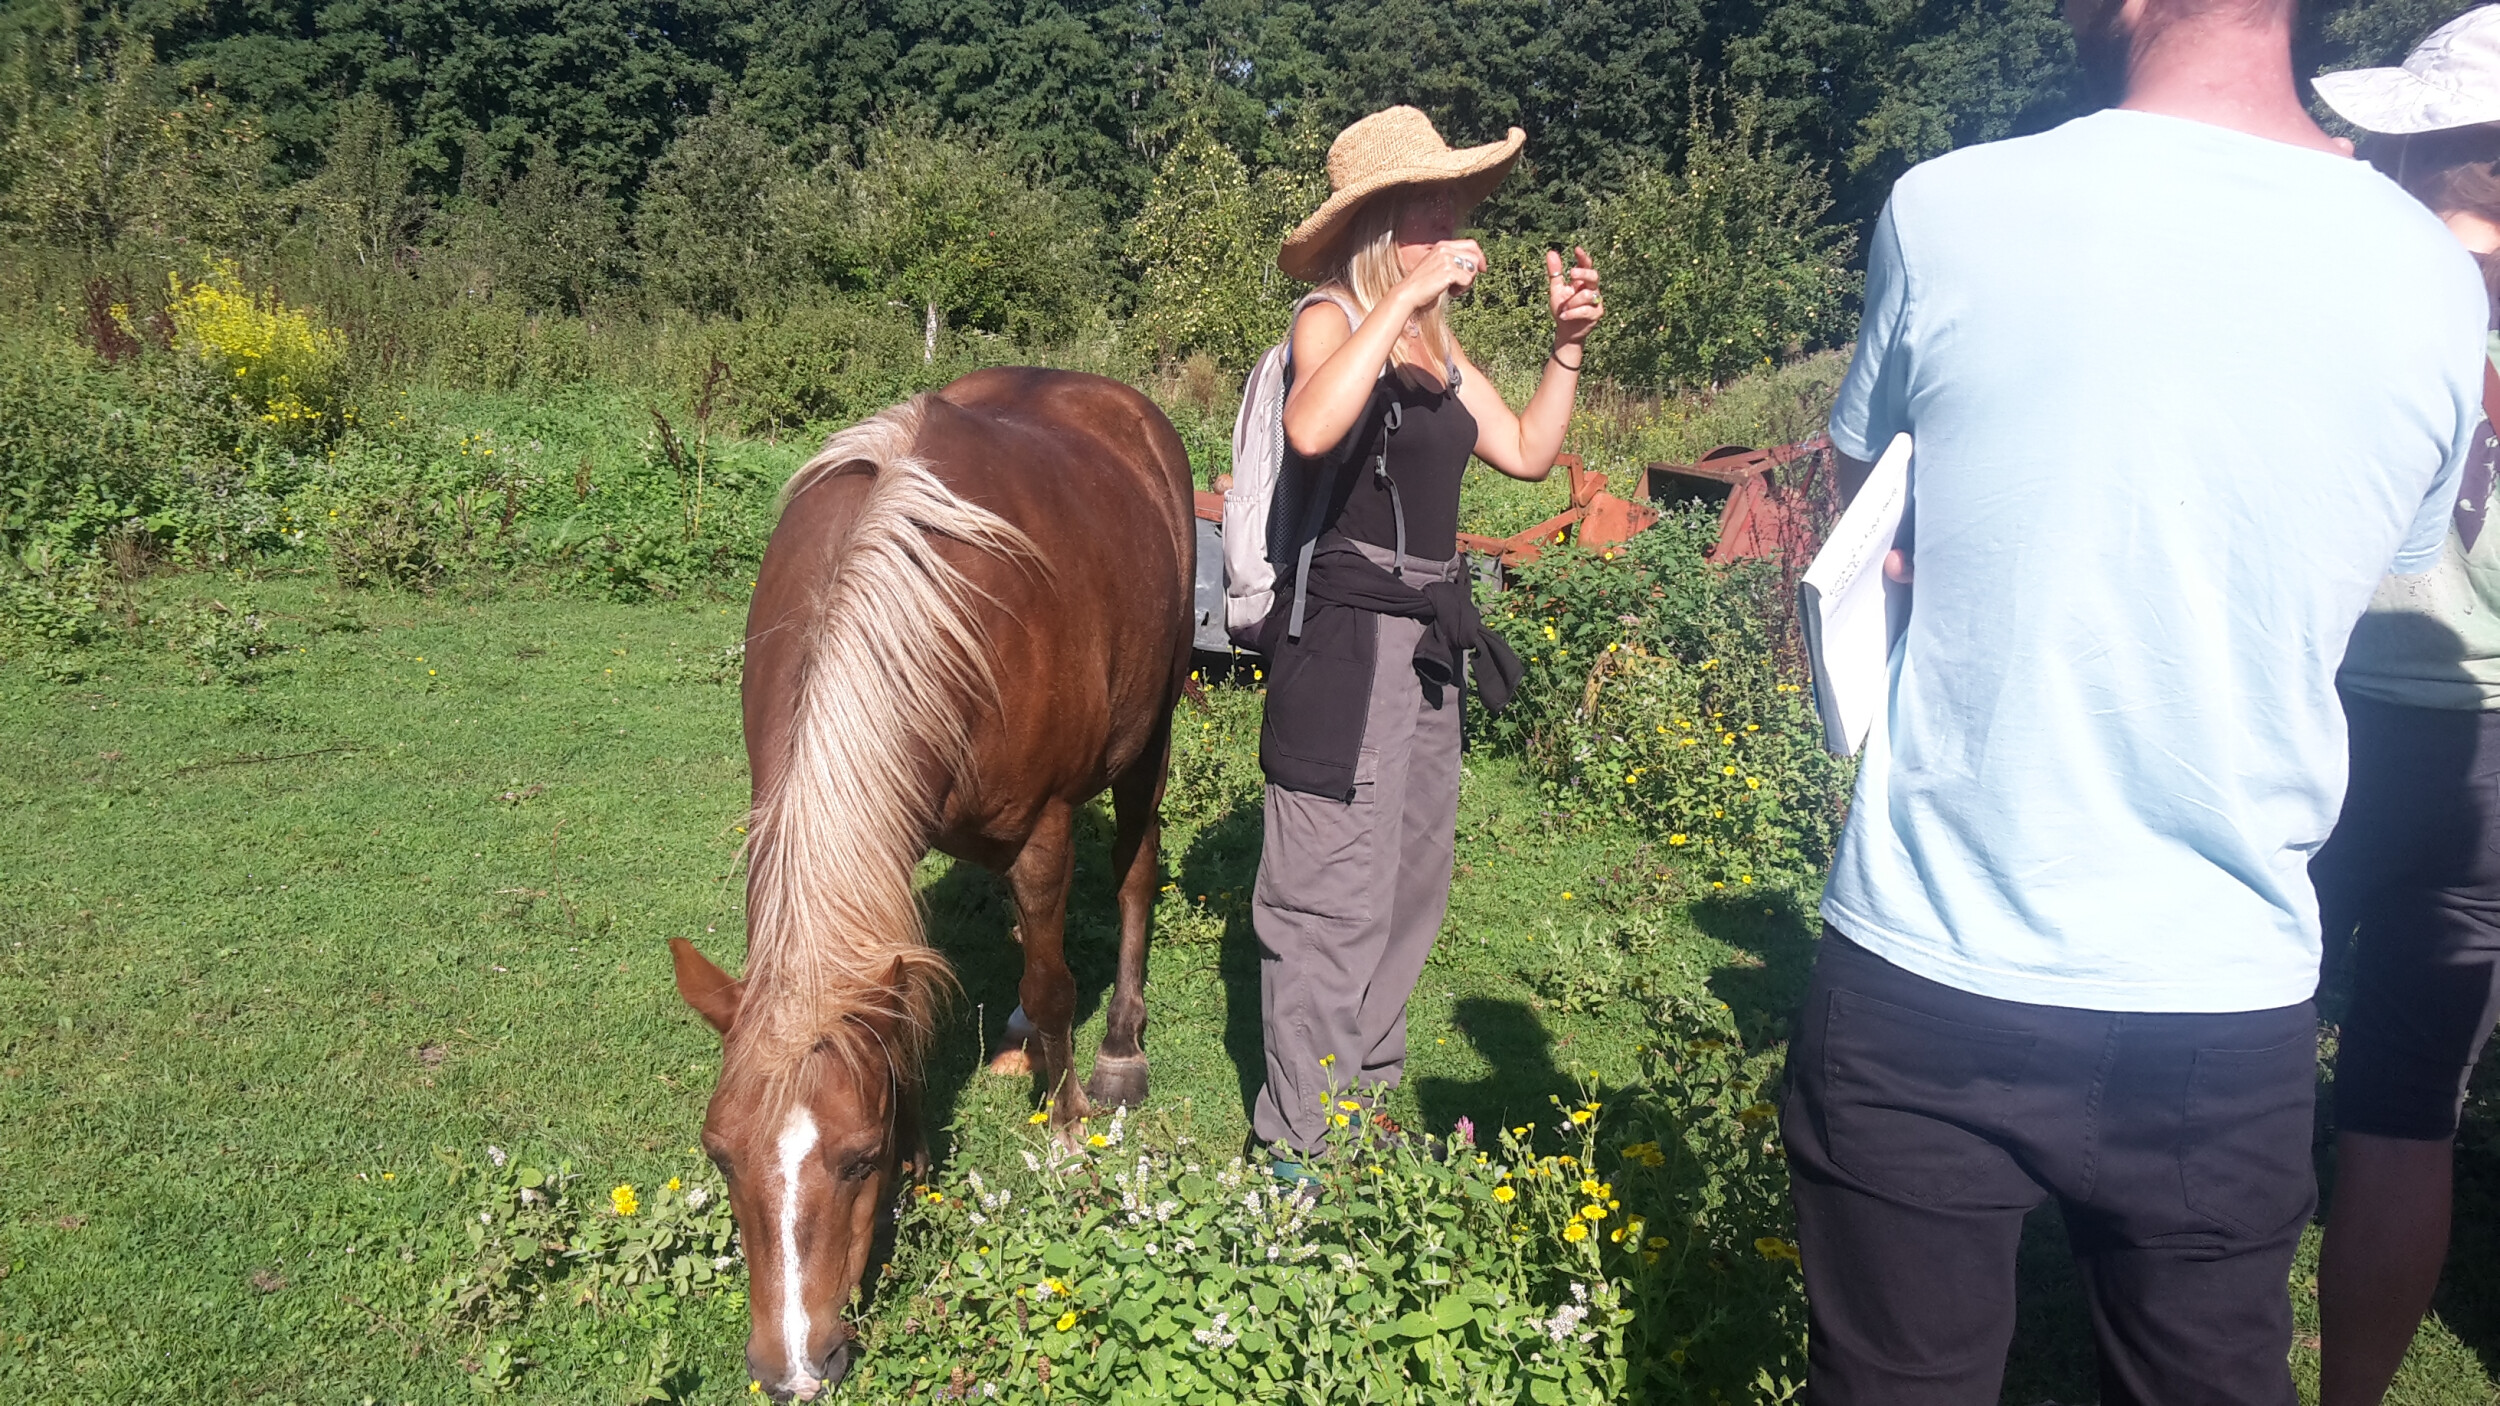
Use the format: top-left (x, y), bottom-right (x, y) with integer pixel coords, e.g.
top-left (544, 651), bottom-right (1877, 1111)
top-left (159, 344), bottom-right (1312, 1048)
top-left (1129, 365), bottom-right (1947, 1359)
top-left (731, 395), bottom-right (1038, 1108)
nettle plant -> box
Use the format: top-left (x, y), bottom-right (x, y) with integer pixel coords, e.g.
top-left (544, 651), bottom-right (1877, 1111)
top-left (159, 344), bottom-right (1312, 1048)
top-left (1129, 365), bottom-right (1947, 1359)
top-left (855, 1003), bottom-right (1805, 1404)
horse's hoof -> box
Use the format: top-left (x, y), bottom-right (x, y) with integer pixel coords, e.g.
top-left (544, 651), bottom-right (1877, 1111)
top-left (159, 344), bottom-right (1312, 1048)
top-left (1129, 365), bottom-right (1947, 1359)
top-left (985, 1045), bottom-right (1033, 1077)
top-left (1085, 1054), bottom-right (1150, 1110)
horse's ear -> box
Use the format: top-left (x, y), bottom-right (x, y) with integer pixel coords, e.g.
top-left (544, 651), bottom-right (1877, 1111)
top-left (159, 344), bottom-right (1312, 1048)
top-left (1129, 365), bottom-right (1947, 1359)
top-left (671, 937), bottom-right (743, 1035)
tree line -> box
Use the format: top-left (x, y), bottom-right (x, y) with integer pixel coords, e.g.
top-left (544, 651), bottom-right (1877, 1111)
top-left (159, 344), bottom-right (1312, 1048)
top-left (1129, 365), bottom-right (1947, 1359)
top-left (0, 0), bottom-right (2471, 391)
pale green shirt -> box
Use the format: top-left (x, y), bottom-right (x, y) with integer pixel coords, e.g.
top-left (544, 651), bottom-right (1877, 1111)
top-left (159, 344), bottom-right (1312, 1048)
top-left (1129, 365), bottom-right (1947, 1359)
top-left (2343, 332), bottom-right (2500, 712)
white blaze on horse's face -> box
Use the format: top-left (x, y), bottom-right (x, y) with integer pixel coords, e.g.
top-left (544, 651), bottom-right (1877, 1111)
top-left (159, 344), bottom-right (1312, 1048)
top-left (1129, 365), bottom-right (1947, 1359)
top-left (773, 1107), bottom-right (823, 1397)
top-left (705, 1055), bottom-right (897, 1402)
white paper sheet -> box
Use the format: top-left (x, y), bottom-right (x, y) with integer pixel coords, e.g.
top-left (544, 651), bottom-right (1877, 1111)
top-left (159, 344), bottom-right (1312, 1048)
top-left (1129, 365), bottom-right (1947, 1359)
top-left (1797, 432), bottom-right (1912, 757)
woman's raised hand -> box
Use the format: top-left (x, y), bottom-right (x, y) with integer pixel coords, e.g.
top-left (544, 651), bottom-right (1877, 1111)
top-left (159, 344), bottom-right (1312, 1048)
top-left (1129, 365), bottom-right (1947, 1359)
top-left (1548, 247), bottom-right (1602, 345)
top-left (1393, 239), bottom-right (1487, 310)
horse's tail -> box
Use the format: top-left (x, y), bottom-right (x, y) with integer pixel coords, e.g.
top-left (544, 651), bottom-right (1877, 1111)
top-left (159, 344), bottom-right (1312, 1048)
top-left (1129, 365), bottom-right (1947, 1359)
top-left (736, 395), bottom-right (1038, 1091)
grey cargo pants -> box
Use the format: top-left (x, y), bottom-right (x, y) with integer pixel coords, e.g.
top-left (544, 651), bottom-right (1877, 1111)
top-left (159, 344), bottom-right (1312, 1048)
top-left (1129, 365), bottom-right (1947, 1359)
top-left (1251, 542), bottom-right (1465, 1153)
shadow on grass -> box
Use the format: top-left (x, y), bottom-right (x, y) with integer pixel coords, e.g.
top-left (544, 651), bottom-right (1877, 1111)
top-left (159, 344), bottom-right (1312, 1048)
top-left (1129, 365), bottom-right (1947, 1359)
top-left (1690, 889), bottom-right (1820, 1050)
top-left (1415, 998), bottom-right (1576, 1138)
top-left (1162, 805), bottom-right (1266, 1123)
top-left (915, 796), bottom-right (1275, 1147)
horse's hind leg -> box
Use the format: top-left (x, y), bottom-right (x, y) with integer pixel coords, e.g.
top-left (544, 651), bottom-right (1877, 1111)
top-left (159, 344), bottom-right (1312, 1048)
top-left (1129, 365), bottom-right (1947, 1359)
top-left (1086, 729), bottom-right (1168, 1111)
top-left (1008, 798), bottom-right (1090, 1127)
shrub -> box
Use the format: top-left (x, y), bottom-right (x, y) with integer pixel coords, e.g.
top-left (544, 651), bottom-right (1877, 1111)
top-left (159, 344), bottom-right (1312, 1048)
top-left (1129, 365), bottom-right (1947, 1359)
top-left (1586, 94), bottom-right (1859, 390)
top-left (820, 126), bottom-right (1103, 355)
top-left (165, 261), bottom-right (351, 443)
top-left (1485, 508), bottom-right (1853, 888)
top-left (636, 107), bottom-right (800, 316)
top-left (697, 298), bottom-right (946, 433)
top-left (1126, 127), bottom-right (1320, 372)
top-left (855, 998), bottom-right (1802, 1403)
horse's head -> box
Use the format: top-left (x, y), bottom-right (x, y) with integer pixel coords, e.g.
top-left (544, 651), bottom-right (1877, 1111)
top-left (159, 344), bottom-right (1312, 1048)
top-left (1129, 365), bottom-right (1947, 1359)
top-left (671, 938), bottom-right (917, 1401)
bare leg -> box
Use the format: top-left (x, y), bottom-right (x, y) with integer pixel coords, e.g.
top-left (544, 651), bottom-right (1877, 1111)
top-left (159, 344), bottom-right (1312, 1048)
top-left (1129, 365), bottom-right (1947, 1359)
top-left (1088, 733), bottom-right (1169, 1109)
top-left (2320, 1131), bottom-right (2454, 1406)
top-left (1007, 800), bottom-right (1088, 1129)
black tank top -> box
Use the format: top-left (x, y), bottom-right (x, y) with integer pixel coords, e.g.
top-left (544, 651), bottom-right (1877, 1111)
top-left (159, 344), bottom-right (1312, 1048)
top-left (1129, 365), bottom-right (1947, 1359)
top-left (1291, 370), bottom-right (1478, 562)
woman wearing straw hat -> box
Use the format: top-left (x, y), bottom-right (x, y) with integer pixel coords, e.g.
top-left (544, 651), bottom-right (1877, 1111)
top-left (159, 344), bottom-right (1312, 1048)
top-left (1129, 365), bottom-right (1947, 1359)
top-left (2310, 10), bottom-right (2500, 1402)
top-left (1247, 105), bottom-right (1602, 1170)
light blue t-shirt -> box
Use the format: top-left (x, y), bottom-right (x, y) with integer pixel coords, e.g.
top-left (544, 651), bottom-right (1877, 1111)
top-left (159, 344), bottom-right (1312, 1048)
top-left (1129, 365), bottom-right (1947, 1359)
top-left (1825, 109), bottom-right (2486, 1013)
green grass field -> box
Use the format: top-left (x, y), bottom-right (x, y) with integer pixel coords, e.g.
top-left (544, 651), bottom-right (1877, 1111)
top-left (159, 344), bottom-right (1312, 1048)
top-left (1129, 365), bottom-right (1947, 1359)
top-left (7, 573), bottom-right (2500, 1403)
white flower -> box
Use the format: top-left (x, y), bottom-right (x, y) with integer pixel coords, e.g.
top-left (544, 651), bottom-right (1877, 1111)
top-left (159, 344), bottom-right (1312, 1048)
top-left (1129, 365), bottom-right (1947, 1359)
top-left (1265, 1245), bottom-right (1280, 1261)
top-left (684, 1187), bottom-right (710, 1210)
top-left (518, 1187), bottom-right (541, 1205)
top-left (713, 1255), bottom-right (735, 1271)
top-left (1242, 1191), bottom-right (1263, 1213)
top-left (1570, 1282), bottom-right (1587, 1304)
top-left (1032, 1280), bottom-right (1054, 1301)
top-left (486, 1145), bottom-right (507, 1168)
top-left (1145, 1243), bottom-right (1159, 1256)
top-left (968, 1212), bottom-right (987, 1227)
top-left (966, 1170), bottom-right (986, 1193)
top-left (1544, 1305), bottom-right (1588, 1343)
top-left (1155, 1200), bottom-right (1179, 1223)
top-left (479, 1211), bottom-right (493, 1224)
top-left (1192, 1313), bottom-right (1238, 1350)
top-left (1022, 1150), bottom-right (1041, 1173)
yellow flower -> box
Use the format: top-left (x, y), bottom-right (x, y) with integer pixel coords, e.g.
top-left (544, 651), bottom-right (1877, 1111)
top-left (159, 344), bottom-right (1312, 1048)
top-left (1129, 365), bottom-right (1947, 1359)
top-left (1648, 1236), bottom-right (1668, 1250)
top-left (1319, 1054), bottom-right (1335, 1067)
top-left (665, 1177), bottom-right (682, 1192)
top-left (1580, 1179), bottom-right (1603, 1197)
top-left (927, 1190), bottom-right (945, 1203)
top-left (1610, 1227), bottom-right (1625, 1242)
top-left (1338, 1100), bottom-right (1361, 1111)
top-left (1668, 833), bottom-right (1688, 846)
top-left (1029, 1111), bottom-right (1049, 1125)
top-left (1493, 1185), bottom-right (1516, 1203)
top-left (1560, 891), bottom-right (1573, 900)
top-left (1087, 1134), bottom-right (1108, 1148)
top-left (1055, 1310), bottom-right (1078, 1332)
top-left (1721, 765), bottom-right (1736, 776)
top-left (1332, 1114), bottom-right (1350, 1128)
top-left (1046, 1277), bottom-right (1068, 1296)
top-left (1755, 1237), bottom-right (1801, 1264)
top-left (611, 1184), bottom-right (640, 1217)
top-left (1563, 1221), bottom-right (1589, 1243)
top-left (1746, 777), bottom-right (1762, 790)
top-left (1569, 1109), bottom-right (1593, 1125)
top-left (381, 1172), bottom-right (395, 1181)
top-left (1581, 1204), bottom-right (1606, 1221)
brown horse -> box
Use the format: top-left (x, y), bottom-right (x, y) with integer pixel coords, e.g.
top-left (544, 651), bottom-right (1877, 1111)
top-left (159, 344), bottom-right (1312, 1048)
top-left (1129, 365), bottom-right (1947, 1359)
top-left (666, 368), bottom-right (1194, 1400)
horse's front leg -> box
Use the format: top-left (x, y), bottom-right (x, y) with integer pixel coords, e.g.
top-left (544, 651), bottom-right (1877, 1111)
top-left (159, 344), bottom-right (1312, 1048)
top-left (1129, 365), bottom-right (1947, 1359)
top-left (1087, 730), bottom-right (1168, 1111)
top-left (1006, 799), bottom-right (1089, 1130)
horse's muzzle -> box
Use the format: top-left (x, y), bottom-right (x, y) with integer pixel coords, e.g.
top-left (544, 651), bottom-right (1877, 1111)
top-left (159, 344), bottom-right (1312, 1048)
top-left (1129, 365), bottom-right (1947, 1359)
top-left (751, 1338), bottom-right (852, 1402)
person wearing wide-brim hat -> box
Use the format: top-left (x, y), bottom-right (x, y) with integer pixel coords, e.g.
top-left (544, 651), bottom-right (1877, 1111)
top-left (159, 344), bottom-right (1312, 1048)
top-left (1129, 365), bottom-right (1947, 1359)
top-left (2309, 9), bottom-right (2500, 1404)
top-left (1245, 105), bottom-right (1603, 1169)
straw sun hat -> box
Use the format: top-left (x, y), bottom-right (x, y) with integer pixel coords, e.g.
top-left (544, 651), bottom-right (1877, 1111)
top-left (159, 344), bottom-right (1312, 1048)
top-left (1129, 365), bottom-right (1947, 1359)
top-left (1277, 106), bottom-right (1525, 282)
top-left (2314, 5), bottom-right (2500, 134)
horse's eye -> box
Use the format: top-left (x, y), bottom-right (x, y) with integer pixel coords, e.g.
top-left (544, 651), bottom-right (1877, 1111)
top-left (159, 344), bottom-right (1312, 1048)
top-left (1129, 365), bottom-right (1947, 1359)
top-left (839, 1155), bottom-right (880, 1182)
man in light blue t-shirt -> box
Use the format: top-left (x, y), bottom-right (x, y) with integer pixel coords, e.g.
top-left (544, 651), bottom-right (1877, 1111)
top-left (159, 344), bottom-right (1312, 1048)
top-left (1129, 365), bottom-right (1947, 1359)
top-left (1779, 0), bottom-right (2486, 1400)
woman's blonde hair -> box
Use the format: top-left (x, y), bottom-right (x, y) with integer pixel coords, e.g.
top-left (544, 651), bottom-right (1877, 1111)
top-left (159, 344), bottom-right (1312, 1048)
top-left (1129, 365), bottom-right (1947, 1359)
top-left (1325, 188), bottom-right (1456, 383)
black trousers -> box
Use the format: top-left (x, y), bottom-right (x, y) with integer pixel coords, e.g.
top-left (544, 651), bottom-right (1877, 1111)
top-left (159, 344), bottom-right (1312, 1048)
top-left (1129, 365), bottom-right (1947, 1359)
top-left (1783, 930), bottom-right (2317, 1406)
top-left (2312, 692), bottom-right (2500, 1141)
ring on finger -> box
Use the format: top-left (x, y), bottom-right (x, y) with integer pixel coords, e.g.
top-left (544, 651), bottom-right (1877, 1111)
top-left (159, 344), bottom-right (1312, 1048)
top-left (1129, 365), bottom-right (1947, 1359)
top-left (1454, 255), bottom-right (1476, 272)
